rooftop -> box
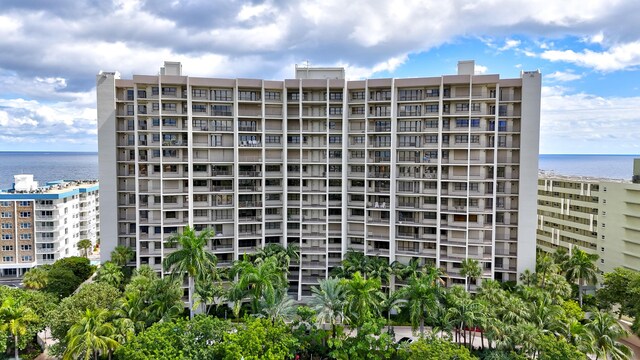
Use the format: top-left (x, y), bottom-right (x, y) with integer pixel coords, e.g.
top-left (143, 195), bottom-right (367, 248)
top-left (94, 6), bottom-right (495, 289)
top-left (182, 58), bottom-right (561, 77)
top-left (538, 170), bottom-right (631, 184)
top-left (0, 175), bottom-right (99, 199)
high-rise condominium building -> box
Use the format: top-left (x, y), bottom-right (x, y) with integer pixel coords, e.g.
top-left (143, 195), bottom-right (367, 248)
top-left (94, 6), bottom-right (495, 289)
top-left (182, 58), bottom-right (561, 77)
top-left (537, 159), bottom-right (640, 276)
top-left (0, 175), bottom-right (100, 278)
top-left (97, 60), bottom-right (541, 297)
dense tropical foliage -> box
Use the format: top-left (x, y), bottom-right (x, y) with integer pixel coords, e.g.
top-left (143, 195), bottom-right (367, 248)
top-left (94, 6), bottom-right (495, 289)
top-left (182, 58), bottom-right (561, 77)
top-left (0, 233), bottom-right (635, 360)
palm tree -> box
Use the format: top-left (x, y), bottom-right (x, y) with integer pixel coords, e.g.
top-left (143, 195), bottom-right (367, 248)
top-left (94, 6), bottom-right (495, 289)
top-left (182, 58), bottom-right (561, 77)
top-left (0, 298), bottom-right (39, 360)
top-left (341, 250), bottom-right (370, 278)
top-left (22, 266), bottom-right (49, 290)
top-left (259, 290), bottom-right (297, 324)
top-left (586, 310), bottom-right (632, 360)
top-left (146, 277), bottom-right (184, 323)
top-left (518, 269), bottom-right (536, 286)
top-left (232, 255), bottom-right (287, 314)
top-left (536, 253), bottom-right (557, 287)
top-left (366, 256), bottom-right (392, 285)
top-left (564, 247), bottom-right (599, 306)
top-left (343, 271), bottom-right (383, 329)
top-left (460, 258), bottom-right (482, 291)
top-left (399, 272), bottom-right (441, 336)
top-left (552, 247), bottom-right (570, 272)
top-left (544, 272), bottom-right (572, 304)
top-left (163, 226), bottom-right (217, 318)
top-left (379, 290), bottom-right (403, 333)
top-left (96, 261), bottom-right (124, 288)
top-left (110, 245), bottom-right (135, 267)
top-left (63, 308), bottom-right (119, 360)
top-left (309, 277), bottom-right (347, 339)
top-left (255, 243), bottom-right (300, 272)
top-left (77, 239), bottom-right (93, 258)
top-left (563, 317), bottom-right (592, 352)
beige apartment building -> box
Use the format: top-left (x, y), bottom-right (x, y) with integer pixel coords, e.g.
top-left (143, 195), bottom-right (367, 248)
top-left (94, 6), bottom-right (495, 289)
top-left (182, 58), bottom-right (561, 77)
top-left (0, 175), bottom-right (100, 277)
top-left (97, 60), bottom-right (541, 298)
top-left (537, 159), bottom-right (640, 274)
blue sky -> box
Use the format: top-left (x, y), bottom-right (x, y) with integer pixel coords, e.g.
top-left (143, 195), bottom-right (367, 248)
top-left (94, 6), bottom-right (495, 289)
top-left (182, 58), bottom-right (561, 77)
top-left (0, 0), bottom-right (639, 154)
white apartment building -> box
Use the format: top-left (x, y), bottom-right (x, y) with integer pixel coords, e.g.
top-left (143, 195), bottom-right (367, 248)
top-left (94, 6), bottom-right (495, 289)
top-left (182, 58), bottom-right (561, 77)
top-left (97, 60), bottom-right (541, 297)
top-left (0, 175), bottom-right (100, 277)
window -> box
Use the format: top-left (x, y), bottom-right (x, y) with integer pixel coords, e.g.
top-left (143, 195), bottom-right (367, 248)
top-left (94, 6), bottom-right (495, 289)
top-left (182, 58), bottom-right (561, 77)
top-left (288, 92), bottom-right (299, 101)
top-left (329, 107), bottom-right (342, 115)
top-left (162, 103), bottom-right (177, 112)
top-left (1, 245), bottom-right (13, 251)
top-left (19, 201), bottom-right (30, 206)
top-left (454, 135), bottom-right (469, 143)
top-left (162, 87), bottom-right (177, 96)
top-left (238, 90), bottom-right (260, 101)
top-left (265, 135), bottom-right (281, 144)
top-left (351, 106), bottom-right (365, 115)
top-left (192, 104), bottom-right (207, 113)
top-left (398, 89), bottom-right (422, 101)
top-left (0, 212), bottom-right (11, 218)
top-left (1, 234), bottom-right (12, 240)
top-left (329, 136), bottom-right (342, 144)
top-left (0, 201), bottom-right (10, 206)
top-left (324, 91), bottom-right (341, 101)
top-left (351, 91), bottom-right (365, 100)
top-left (20, 223), bottom-right (31, 229)
top-left (162, 118), bottom-right (177, 126)
top-left (471, 103), bottom-right (481, 111)
top-left (287, 136), bottom-right (300, 144)
top-left (19, 211), bottom-right (31, 218)
top-left (20, 234), bottom-right (32, 240)
top-left (192, 89), bottom-right (207, 98)
top-left (425, 104), bottom-right (438, 113)
top-left (455, 119), bottom-right (469, 127)
top-left (425, 88), bottom-right (439, 97)
top-left (470, 119), bottom-right (480, 127)
top-left (2, 256), bottom-right (14, 262)
top-left (456, 103), bottom-right (469, 112)
top-left (213, 89), bottom-right (232, 101)
top-left (263, 90), bottom-right (280, 100)
top-left (212, 105), bottom-right (232, 116)
top-left (329, 150), bottom-right (342, 159)
top-left (21, 256), bottom-right (33, 262)
top-left (152, 87), bottom-right (159, 96)
top-left (399, 105), bottom-right (421, 116)
top-left (20, 244), bottom-right (32, 251)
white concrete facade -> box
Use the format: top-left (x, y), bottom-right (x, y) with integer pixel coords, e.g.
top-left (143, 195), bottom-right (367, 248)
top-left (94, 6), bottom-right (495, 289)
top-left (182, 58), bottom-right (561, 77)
top-left (0, 178), bottom-right (100, 277)
top-left (97, 61), bottom-right (541, 297)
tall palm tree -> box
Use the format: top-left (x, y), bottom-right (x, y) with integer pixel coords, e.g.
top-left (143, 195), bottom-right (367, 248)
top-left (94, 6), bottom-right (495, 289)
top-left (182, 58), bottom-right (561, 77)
top-left (343, 271), bottom-right (383, 329)
top-left (110, 245), bottom-right (135, 267)
top-left (586, 310), bottom-right (632, 360)
top-left (544, 272), bottom-right (572, 304)
top-left (0, 298), bottom-right (39, 360)
top-left (341, 250), bottom-right (370, 278)
top-left (258, 290), bottom-right (297, 324)
top-left (398, 272), bottom-right (441, 336)
top-left (77, 239), bottom-right (93, 258)
top-left (163, 226), bottom-right (217, 318)
top-left (22, 266), bottom-right (49, 290)
top-left (146, 277), bottom-right (184, 323)
top-left (63, 308), bottom-right (119, 360)
top-left (255, 243), bottom-right (300, 272)
top-left (460, 258), bottom-right (482, 291)
top-left (96, 261), bottom-right (124, 288)
top-left (446, 288), bottom-right (484, 348)
top-left (309, 277), bottom-right (347, 339)
top-left (366, 256), bottom-right (392, 285)
top-left (564, 247), bottom-right (599, 306)
top-left (536, 253), bottom-right (557, 287)
top-left (563, 317), bottom-right (593, 353)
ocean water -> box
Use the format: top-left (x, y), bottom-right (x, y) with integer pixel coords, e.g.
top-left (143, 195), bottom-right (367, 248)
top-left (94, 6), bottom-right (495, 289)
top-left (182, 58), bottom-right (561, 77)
top-left (539, 154), bottom-right (638, 180)
top-left (0, 152), bottom-right (98, 190)
top-left (0, 152), bottom-right (637, 190)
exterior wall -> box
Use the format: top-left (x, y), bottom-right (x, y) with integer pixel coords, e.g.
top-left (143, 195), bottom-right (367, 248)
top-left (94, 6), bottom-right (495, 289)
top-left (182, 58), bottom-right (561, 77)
top-left (98, 62), bottom-right (541, 297)
top-left (97, 72), bottom-right (119, 262)
top-left (0, 183), bottom-right (100, 277)
top-left (536, 175), bottom-right (640, 278)
top-left (599, 181), bottom-right (640, 273)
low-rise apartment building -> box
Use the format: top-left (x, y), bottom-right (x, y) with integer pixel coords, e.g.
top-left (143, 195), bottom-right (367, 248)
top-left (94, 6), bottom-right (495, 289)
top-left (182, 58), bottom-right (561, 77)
top-left (0, 175), bottom-right (100, 277)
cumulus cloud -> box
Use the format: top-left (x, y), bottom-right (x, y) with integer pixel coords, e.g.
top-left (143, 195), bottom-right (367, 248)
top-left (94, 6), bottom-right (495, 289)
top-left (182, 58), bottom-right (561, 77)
top-left (541, 41), bottom-right (640, 71)
top-left (0, 0), bottom-right (639, 150)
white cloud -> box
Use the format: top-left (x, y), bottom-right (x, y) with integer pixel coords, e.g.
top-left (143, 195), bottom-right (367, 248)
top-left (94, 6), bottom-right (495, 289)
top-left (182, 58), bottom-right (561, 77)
top-left (499, 39), bottom-right (521, 51)
top-left (541, 41), bottom-right (640, 71)
top-left (545, 70), bottom-right (583, 82)
top-left (540, 86), bottom-right (640, 153)
top-left (474, 64), bottom-right (488, 74)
